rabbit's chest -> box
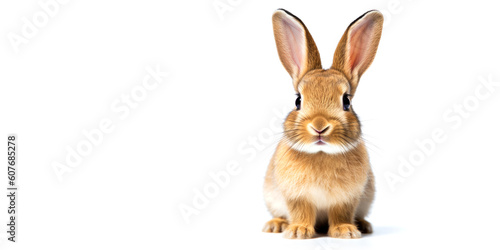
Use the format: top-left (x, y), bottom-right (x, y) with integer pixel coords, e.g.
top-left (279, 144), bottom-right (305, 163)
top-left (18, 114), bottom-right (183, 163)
top-left (275, 160), bottom-right (367, 207)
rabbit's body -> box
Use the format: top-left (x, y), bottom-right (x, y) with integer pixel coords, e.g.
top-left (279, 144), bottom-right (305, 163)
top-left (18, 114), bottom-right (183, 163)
top-left (264, 141), bottom-right (372, 221)
top-left (262, 9), bottom-right (383, 239)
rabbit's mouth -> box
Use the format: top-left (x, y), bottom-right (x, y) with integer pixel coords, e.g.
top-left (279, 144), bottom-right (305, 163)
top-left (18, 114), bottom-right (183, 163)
top-left (287, 136), bottom-right (359, 154)
top-left (315, 136), bottom-right (326, 145)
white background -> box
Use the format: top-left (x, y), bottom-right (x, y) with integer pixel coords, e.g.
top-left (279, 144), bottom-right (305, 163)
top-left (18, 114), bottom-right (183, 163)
top-left (1, 0), bottom-right (500, 249)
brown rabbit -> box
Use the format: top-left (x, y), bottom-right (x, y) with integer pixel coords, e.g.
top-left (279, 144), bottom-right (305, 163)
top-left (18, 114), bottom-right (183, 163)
top-left (262, 9), bottom-right (383, 239)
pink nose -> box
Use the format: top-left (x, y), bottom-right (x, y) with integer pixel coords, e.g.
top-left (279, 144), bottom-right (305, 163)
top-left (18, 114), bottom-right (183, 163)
top-left (312, 126), bottom-right (330, 134)
top-left (308, 117), bottom-right (331, 135)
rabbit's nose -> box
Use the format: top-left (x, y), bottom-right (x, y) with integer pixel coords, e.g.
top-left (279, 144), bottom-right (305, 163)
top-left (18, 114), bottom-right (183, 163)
top-left (308, 117), bottom-right (331, 135)
top-left (312, 126), bottom-right (330, 134)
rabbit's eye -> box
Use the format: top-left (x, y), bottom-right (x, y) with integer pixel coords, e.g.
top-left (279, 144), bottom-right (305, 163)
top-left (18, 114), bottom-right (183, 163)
top-left (343, 93), bottom-right (351, 111)
top-left (295, 94), bottom-right (301, 110)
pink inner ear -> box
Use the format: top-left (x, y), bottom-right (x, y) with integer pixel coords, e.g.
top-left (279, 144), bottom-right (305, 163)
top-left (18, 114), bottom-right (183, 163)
top-left (348, 19), bottom-right (375, 72)
top-left (282, 18), bottom-right (305, 75)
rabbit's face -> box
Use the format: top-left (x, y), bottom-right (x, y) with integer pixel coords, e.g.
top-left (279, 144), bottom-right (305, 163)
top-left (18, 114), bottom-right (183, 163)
top-left (272, 9), bottom-right (382, 155)
top-left (283, 69), bottom-right (361, 154)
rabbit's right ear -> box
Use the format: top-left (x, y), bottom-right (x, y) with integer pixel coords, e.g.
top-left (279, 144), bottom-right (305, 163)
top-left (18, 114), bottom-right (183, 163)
top-left (331, 11), bottom-right (383, 96)
top-left (272, 9), bottom-right (322, 91)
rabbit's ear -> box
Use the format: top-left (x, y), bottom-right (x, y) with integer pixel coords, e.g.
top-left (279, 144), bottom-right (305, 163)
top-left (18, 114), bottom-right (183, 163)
top-left (272, 9), bottom-right (322, 91)
top-left (331, 10), bottom-right (383, 95)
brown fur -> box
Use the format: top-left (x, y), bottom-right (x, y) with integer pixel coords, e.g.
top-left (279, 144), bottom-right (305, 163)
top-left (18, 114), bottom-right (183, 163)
top-left (263, 9), bottom-right (383, 239)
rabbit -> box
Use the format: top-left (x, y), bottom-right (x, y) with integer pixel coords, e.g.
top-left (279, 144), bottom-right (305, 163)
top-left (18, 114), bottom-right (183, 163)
top-left (262, 9), bottom-right (383, 239)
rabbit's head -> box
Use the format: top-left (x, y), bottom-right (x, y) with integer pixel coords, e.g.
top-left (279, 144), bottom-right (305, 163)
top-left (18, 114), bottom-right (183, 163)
top-left (272, 9), bottom-right (383, 154)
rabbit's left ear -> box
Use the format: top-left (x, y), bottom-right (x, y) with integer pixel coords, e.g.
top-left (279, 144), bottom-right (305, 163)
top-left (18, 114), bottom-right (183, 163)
top-left (331, 10), bottom-right (383, 95)
top-left (272, 9), bottom-right (322, 92)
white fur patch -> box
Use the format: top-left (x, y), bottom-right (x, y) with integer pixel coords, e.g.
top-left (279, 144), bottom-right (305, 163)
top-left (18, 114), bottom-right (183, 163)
top-left (264, 185), bottom-right (289, 218)
top-left (306, 186), bottom-right (333, 210)
top-left (287, 139), bottom-right (359, 154)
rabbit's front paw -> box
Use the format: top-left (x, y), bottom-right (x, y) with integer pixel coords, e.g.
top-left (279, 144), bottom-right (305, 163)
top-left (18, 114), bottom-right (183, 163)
top-left (262, 218), bottom-right (289, 233)
top-left (283, 224), bottom-right (315, 239)
top-left (328, 224), bottom-right (361, 239)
